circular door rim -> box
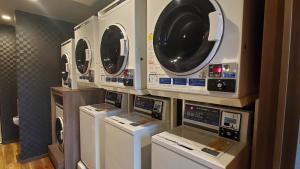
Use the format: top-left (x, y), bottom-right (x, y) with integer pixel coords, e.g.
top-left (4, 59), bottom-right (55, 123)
top-left (101, 23), bottom-right (129, 76)
top-left (154, 0), bottom-right (224, 76)
top-left (61, 54), bottom-right (71, 82)
top-left (56, 117), bottom-right (64, 145)
top-left (75, 37), bottom-right (92, 75)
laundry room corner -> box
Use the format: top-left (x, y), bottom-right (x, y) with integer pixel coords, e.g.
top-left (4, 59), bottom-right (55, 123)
top-left (0, 24), bottom-right (19, 144)
top-left (14, 10), bottom-right (75, 162)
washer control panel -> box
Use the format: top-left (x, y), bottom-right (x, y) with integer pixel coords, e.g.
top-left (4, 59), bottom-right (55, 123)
top-left (105, 91), bottom-right (124, 108)
top-left (134, 96), bottom-right (165, 120)
top-left (183, 102), bottom-right (250, 142)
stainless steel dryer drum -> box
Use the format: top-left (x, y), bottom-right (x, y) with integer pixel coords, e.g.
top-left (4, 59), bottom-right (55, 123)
top-left (151, 101), bottom-right (252, 169)
top-left (74, 16), bottom-right (99, 88)
top-left (147, 0), bottom-right (259, 98)
top-left (61, 39), bottom-right (77, 89)
top-left (96, 0), bottom-right (147, 92)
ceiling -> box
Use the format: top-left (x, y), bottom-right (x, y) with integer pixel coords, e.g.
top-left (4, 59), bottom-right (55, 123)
top-left (0, 0), bottom-right (113, 25)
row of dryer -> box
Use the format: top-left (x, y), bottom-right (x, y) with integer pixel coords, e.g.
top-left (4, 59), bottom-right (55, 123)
top-left (76, 90), bottom-right (252, 169)
top-left (61, 0), bottom-right (258, 98)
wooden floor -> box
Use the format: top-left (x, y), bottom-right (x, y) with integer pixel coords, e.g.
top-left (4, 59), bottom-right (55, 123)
top-left (0, 142), bottom-right (54, 169)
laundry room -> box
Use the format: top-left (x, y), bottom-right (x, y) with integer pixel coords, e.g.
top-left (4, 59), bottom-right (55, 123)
top-left (0, 0), bottom-right (299, 169)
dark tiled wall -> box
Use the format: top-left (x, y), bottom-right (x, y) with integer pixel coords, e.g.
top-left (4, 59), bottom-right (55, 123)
top-left (0, 25), bottom-right (19, 143)
top-left (15, 11), bottom-right (74, 161)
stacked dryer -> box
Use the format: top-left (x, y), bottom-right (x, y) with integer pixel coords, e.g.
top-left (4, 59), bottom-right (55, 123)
top-left (61, 39), bottom-right (77, 89)
top-left (96, 0), bottom-right (147, 92)
top-left (147, 0), bottom-right (258, 98)
top-left (74, 16), bottom-right (99, 88)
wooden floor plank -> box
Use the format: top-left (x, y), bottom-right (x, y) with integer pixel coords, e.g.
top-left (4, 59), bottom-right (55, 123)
top-left (0, 143), bottom-right (54, 169)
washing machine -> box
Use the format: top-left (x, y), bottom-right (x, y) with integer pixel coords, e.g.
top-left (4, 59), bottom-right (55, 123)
top-left (104, 96), bottom-right (170, 169)
top-left (74, 16), bottom-right (99, 88)
top-left (55, 104), bottom-right (64, 152)
top-left (147, 0), bottom-right (258, 98)
top-left (61, 39), bottom-right (77, 89)
top-left (77, 91), bottom-right (128, 169)
top-left (152, 101), bottom-right (252, 169)
top-left (96, 0), bottom-right (147, 92)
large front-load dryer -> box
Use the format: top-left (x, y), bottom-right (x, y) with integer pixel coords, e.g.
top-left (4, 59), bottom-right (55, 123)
top-left (61, 39), bottom-right (77, 89)
top-left (55, 104), bottom-right (64, 152)
top-left (104, 96), bottom-right (170, 169)
top-left (147, 0), bottom-right (258, 98)
top-left (152, 101), bottom-right (252, 169)
top-left (74, 16), bottom-right (99, 88)
top-left (77, 91), bottom-right (128, 169)
top-left (96, 0), bottom-right (147, 92)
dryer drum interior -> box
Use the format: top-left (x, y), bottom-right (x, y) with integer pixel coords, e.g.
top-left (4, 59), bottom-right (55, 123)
top-left (55, 118), bottom-right (64, 145)
top-left (100, 24), bottom-right (129, 75)
top-left (153, 0), bottom-right (223, 75)
top-left (61, 54), bottom-right (69, 81)
top-left (75, 39), bottom-right (90, 74)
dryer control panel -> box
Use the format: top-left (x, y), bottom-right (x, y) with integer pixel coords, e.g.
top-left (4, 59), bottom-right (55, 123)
top-left (183, 102), bottom-right (251, 142)
top-left (207, 63), bottom-right (238, 93)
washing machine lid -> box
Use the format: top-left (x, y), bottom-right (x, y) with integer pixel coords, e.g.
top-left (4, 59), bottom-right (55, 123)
top-left (100, 24), bottom-right (129, 76)
top-left (153, 0), bottom-right (223, 75)
top-left (105, 113), bottom-right (155, 134)
top-left (80, 103), bottom-right (122, 117)
top-left (61, 54), bottom-right (70, 81)
top-left (153, 126), bottom-right (236, 158)
top-left (55, 117), bottom-right (64, 145)
top-left (75, 38), bottom-right (92, 74)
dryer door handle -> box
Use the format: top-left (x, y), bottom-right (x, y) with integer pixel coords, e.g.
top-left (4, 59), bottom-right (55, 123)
top-left (120, 39), bottom-right (128, 57)
top-left (85, 49), bottom-right (92, 61)
top-left (65, 63), bottom-right (70, 72)
top-left (208, 11), bottom-right (224, 41)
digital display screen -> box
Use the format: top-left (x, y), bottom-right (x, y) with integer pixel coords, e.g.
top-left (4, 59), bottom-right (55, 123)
top-left (212, 66), bottom-right (222, 73)
top-left (209, 64), bottom-right (223, 78)
top-left (184, 104), bottom-right (220, 126)
top-left (105, 91), bottom-right (118, 101)
top-left (224, 117), bottom-right (237, 124)
top-left (135, 97), bottom-right (154, 111)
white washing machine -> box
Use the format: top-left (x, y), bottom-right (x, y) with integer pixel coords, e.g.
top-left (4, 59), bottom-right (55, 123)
top-left (152, 101), bottom-right (252, 169)
top-left (55, 104), bottom-right (64, 152)
top-left (74, 16), bottom-right (99, 88)
top-left (77, 91), bottom-right (128, 169)
top-left (147, 0), bottom-right (258, 98)
top-left (61, 39), bottom-right (77, 89)
top-left (96, 0), bottom-right (147, 92)
top-left (104, 96), bottom-right (170, 169)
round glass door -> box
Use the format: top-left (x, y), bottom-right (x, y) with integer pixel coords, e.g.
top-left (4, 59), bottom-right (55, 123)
top-left (153, 0), bottom-right (223, 75)
top-left (55, 118), bottom-right (63, 145)
top-left (75, 39), bottom-right (91, 74)
top-left (100, 24), bottom-right (129, 75)
top-left (61, 55), bottom-right (69, 81)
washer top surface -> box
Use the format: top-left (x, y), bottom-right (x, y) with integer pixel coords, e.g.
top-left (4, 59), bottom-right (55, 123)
top-left (105, 112), bottom-right (158, 134)
top-left (157, 126), bottom-right (234, 154)
top-left (152, 125), bottom-right (246, 168)
top-left (80, 103), bottom-right (124, 117)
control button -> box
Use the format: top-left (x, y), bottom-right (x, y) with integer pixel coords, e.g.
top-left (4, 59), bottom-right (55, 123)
top-left (217, 81), bottom-right (226, 90)
top-left (226, 131), bottom-right (231, 136)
